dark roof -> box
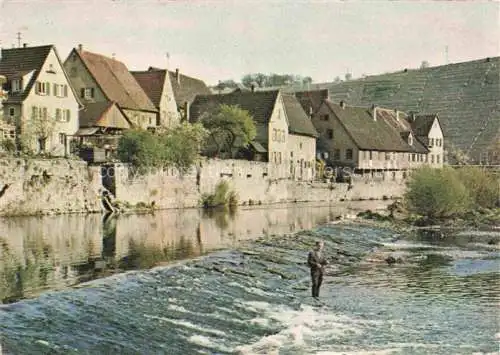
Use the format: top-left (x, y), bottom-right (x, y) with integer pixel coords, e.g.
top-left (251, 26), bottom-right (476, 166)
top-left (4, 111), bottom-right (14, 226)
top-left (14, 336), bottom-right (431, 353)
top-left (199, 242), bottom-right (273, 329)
top-left (295, 89), bottom-right (329, 115)
top-left (305, 57), bottom-right (500, 163)
top-left (250, 141), bottom-right (267, 153)
top-left (324, 101), bottom-right (426, 153)
top-left (189, 90), bottom-right (280, 124)
top-left (130, 68), bottom-right (167, 108)
top-left (282, 94), bottom-right (318, 137)
top-left (75, 49), bottom-right (157, 112)
top-left (168, 70), bottom-right (211, 107)
top-left (0, 45), bottom-right (53, 103)
top-left (410, 114), bottom-right (437, 136)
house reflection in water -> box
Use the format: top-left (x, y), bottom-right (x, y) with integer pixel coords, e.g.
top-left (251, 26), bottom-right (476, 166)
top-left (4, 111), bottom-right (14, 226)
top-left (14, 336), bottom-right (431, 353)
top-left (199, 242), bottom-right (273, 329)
top-left (0, 202), bottom-right (373, 303)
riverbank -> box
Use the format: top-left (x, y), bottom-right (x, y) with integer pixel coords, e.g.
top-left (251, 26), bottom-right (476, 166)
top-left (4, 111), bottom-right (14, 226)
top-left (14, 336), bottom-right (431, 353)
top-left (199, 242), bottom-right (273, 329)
top-left (0, 157), bottom-right (407, 217)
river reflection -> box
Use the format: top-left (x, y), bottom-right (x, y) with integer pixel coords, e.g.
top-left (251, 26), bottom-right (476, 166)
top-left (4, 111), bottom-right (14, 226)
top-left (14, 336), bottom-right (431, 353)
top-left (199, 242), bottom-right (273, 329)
top-left (0, 202), bottom-right (376, 303)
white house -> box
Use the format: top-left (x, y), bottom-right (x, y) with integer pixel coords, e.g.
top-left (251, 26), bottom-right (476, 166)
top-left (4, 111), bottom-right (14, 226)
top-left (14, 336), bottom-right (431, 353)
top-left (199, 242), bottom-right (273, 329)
top-left (0, 44), bottom-right (80, 155)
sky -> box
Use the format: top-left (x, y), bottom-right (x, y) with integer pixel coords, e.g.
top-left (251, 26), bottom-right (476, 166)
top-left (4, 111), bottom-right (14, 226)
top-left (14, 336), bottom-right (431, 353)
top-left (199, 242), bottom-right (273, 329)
top-left (0, 0), bottom-right (499, 86)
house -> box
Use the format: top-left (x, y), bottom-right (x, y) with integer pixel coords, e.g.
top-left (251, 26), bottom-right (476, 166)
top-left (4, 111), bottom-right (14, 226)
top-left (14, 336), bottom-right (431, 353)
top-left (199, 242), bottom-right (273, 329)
top-left (0, 44), bottom-right (80, 156)
top-left (189, 89), bottom-right (318, 180)
top-left (408, 113), bottom-right (444, 167)
top-left (168, 68), bottom-right (212, 122)
top-left (189, 90), bottom-right (289, 178)
top-left (281, 93), bottom-right (318, 181)
top-left (311, 99), bottom-right (432, 179)
top-left (63, 45), bottom-right (157, 132)
top-left (131, 67), bottom-right (179, 128)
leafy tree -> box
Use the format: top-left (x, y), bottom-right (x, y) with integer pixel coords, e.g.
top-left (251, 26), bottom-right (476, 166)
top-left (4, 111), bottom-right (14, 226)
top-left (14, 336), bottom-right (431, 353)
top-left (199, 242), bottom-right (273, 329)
top-left (18, 112), bottom-right (57, 154)
top-left (117, 122), bottom-right (208, 174)
top-left (117, 129), bottom-right (164, 172)
top-left (201, 104), bottom-right (257, 158)
top-left (241, 73), bottom-right (313, 88)
top-left (161, 122), bottom-right (208, 174)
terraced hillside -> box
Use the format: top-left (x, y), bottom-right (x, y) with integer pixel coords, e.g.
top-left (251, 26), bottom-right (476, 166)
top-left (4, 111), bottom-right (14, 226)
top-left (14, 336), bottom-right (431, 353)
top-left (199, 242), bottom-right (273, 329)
top-left (300, 57), bottom-right (500, 164)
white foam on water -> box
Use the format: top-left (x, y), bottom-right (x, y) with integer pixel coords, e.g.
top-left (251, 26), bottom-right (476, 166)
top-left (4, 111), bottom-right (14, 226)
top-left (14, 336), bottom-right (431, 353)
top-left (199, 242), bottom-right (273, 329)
top-left (233, 300), bottom-right (368, 354)
top-left (187, 335), bottom-right (233, 353)
top-left (314, 350), bottom-right (400, 355)
top-left (227, 281), bottom-right (273, 297)
top-left (167, 304), bottom-right (188, 312)
top-left (144, 314), bottom-right (226, 337)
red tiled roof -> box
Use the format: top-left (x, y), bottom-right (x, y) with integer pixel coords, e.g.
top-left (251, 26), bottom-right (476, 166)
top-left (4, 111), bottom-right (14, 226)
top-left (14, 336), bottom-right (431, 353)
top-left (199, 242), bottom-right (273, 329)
top-left (130, 68), bottom-right (167, 108)
top-left (76, 49), bottom-right (157, 112)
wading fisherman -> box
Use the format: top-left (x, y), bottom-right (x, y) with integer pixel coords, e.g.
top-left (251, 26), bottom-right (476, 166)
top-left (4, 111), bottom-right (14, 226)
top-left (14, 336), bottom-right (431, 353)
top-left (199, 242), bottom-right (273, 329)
top-left (307, 240), bottom-right (328, 298)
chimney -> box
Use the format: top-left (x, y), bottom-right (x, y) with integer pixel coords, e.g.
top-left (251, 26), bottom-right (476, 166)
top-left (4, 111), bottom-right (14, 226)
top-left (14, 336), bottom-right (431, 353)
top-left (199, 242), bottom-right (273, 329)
top-left (23, 43), bottom-right (27, 48)
top-left (371, 104), bottom-right (377, 121)
top-left (340, 100), bottom-right (346, 109)
top-left (78, 44), bottom-right (83, 52)
top-left (175, 68), bottom-right (180, 85)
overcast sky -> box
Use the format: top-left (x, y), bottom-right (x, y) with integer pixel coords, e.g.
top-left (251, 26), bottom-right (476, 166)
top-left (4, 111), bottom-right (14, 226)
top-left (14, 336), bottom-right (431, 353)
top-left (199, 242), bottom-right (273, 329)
top-left (1, 0), bottom-right (498, 85)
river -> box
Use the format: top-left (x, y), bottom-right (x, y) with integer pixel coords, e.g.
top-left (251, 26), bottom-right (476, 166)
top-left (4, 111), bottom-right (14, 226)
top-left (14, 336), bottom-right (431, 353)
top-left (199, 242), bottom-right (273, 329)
top-left (0, 202), bottom-right (499, 354)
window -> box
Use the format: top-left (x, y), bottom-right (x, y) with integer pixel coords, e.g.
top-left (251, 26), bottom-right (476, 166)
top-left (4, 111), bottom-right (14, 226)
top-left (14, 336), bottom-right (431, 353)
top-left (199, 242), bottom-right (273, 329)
top-left (412, 154), bottom-right (416, 162)
top-left (81, 88), bottom-right (95, 100)
top-left (369, 151), bottom-right (373, 160)
top-left (32, 106), bottom-right (38, 119)
top-left (346, 149), bottom-right (353, 160)
top-left (8, 107), bottom-right (15, 118)
top-left (334, 149), bottom-right (340, 160)
top-left (35, 81), bottom-right (50, 95)
top-left (290, 151), bottom-right (294, 158)
top-left (59, 133), bottom-right (66, 145)
top-left (53, 84), bottom-right (59, 97)
top-left (55, 108), bottom-right (61, 121)
top-left (408, 135), bottom-right (413, 145)
top-left (429, 138), bottom-right (434, 147)
top-left (299, 142), bottom-right (303, 150)
top-left (63, 85), bottom-right (68, 97)
top-left (385, 152), bottom-right (390, 160)
top-left (63, 109), bottom-right (71, 122)
top-left (272, 128), bottom-right (277, 141)
top-left (321, 114), bottom-right (329, 121)
top-left (11, 79), bottom-right (21, 92)
top-left (392, 172), bottom-right (396, 181)
top-left (436, 155), bottom-right (440, 164)
top-left (326, 129), bottom-right (333, 139)
top-left (431, 154), bottom-right (434, 163)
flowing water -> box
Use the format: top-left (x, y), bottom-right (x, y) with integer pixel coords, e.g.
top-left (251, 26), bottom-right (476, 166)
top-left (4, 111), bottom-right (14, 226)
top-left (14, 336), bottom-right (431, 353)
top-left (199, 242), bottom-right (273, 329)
top-left (0, 202), bottom-right (499, 354)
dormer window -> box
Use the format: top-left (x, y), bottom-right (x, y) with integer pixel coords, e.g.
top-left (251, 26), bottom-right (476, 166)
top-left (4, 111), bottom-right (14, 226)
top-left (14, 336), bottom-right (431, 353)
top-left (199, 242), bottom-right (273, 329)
top-left (46, 64), bottom-right (56, 74)
top-left (81, 88), bottom-right (95, 100)
top-left (11, 79), bottom-right (21, 93)
top-left (408, 134), bottom-right (413, 145)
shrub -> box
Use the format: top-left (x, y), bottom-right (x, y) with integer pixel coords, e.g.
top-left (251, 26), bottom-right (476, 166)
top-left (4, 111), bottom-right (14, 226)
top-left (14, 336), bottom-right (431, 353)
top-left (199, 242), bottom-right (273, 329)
top-left (201, 180), bottom-right (239, 209)
top-left (455, 166), bottom-right (498, 209)
top-left (404, 166), bottom-right (472, 220)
